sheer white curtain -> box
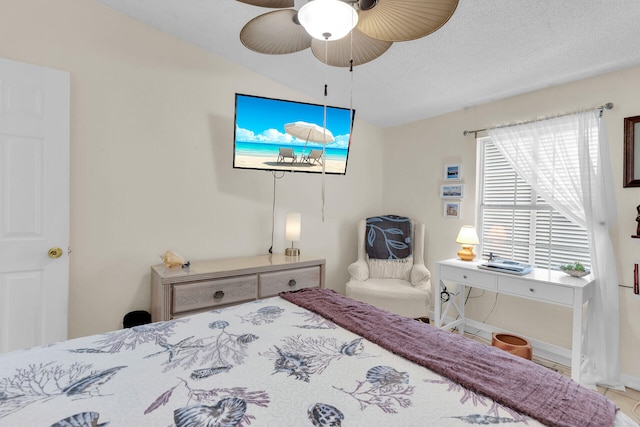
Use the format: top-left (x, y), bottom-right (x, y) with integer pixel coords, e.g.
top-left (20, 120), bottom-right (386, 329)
top-left (488, 109), bottom-right (621, 388)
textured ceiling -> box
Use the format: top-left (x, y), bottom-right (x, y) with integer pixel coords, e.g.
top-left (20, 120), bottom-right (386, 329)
top-left (93, 0), bottom-right (640, 128)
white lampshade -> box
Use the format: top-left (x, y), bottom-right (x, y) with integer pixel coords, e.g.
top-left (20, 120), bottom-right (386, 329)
top-left (285, 212), bottom-right (301, 242)
top-left (285, 212), bottom-right (301, 257)
top-left (298, 0), bottom-right (358, 41)
top-left (456, 225), bottom-right (479, 261)
top-left (456, 226), bottom-right (479, 245)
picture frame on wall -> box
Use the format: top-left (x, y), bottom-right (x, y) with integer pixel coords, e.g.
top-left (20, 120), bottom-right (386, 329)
top-left (623, 115), bottom-right (640, 187)
top-left (440, 184), bottom-right (464, 199)
top-left (444, 163), bottom-right (462, 181)
top-left (444, 201), bottom-right (460, 218)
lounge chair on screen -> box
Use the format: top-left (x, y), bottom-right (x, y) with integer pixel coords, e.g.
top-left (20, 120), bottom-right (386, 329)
top-left (303, 149), bottom-right (323, 166)
top-left (277, 147), bottom-right (296, 164)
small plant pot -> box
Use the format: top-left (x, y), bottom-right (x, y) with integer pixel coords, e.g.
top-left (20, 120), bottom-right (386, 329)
top-left (491, 333), bottom-right (532, 360)
top-left (561, 269), bottom-right (590, 277)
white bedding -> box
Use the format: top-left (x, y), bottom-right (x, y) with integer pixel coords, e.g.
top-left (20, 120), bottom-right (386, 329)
top-left (0, 295), bottom-right (636, 426)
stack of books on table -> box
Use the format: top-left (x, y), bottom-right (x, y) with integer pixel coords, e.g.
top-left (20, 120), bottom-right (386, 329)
top-left (478, 259), bottom-right (532, 275)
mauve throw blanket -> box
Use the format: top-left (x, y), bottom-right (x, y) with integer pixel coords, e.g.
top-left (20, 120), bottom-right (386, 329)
top-left (281, 288), bottom-right (617, 427)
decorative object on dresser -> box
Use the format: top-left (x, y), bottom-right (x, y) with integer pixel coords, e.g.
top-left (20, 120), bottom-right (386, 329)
top-left (150, 254), bottom-right (325, 322)
top-left (345, 215), bottom-right (431, 319)
top-left (455, 225), bottom-right (479, 261)
top-left (160, 250), bottom-right (190, 268)
top-left (285, 212), bottom-right (301, 257)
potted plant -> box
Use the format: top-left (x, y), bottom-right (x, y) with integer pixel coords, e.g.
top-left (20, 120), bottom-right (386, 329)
top-left (559, 261), bottom-right (590, 277)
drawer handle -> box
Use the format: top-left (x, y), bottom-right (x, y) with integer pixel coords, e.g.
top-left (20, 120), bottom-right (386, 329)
top-left (463, 275), bottom-right (468, 279)
top-left (529, 288), bottom-right (535, 293)
top-left (213, 290), bottom-right (225, 299)
top-left (288, 279), bottom-right (297, 287)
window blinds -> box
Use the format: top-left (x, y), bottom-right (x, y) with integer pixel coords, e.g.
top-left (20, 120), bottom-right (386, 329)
top-left (478, 138), bottom-right (591, 270)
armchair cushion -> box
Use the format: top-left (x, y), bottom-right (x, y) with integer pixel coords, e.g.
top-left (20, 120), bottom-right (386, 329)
top-left (368, 256), bottom-right (413, 281)
top-left (346, 277), bottom-right (431, 319)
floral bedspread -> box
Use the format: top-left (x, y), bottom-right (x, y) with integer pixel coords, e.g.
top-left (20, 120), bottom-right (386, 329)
top-left (0, 296), bottom-right (609, 426)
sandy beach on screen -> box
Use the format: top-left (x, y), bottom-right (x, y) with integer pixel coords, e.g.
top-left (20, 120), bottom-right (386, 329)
top-left (235, 153), bottom-right (346, 174)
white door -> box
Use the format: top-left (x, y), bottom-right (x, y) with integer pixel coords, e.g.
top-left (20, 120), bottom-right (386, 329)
top-left (0, 57), bottom-right (70, 353)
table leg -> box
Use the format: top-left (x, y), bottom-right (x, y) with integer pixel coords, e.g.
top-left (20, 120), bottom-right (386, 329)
top-left (457, 283), bottom-right (465, 335)
top-left (435, 278), bottom-right (443, 327)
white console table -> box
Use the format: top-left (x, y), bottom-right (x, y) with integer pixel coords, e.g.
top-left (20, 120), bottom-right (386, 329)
top-left (435, 258), bottom-right (595, 384)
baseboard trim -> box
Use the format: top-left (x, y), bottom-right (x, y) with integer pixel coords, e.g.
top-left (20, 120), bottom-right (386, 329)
top-left (621, 373), bottom-right (640, 391)
top-left (433, 312), bottom-right (640, 390)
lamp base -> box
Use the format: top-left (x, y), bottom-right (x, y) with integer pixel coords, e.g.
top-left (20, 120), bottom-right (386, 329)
top-left (285, 247), bottom-right (300, 257)
top-left (457, 245), bottom-right (476, 261)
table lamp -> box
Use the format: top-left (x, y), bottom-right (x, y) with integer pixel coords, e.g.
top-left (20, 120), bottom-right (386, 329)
top-left (285, 212), bottom-right (301, 257)
top-left (456, 225), bottom-right (479, 261)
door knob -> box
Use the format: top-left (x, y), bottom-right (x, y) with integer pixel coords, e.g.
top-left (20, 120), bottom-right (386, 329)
top-left (48, 247), bottom-right (63, 258)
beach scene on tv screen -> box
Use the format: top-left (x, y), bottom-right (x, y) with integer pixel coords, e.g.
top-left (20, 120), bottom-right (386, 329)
top-left (234, 94), bottom-right (352, 174)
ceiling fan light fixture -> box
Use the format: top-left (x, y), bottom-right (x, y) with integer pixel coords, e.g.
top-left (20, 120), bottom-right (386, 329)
top-left (298, 0), bottom-right (358, 41)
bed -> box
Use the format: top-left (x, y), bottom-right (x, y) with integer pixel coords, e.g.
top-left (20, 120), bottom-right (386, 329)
top-left (0, 288), bottom-right (636, 426)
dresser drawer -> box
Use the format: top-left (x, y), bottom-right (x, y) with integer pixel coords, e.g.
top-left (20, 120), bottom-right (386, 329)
top-left (439, 265), bottom-right (497, 290)
top-left (498, 278), bottom-right (573, 306)
top-left (172, 275), bottom-right (258, 315)
top-left (259, 266), bottom-right (321, 297)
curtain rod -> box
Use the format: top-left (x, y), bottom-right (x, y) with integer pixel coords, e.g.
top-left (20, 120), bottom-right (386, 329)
top-left (462, 102), bottom-right (614, 136)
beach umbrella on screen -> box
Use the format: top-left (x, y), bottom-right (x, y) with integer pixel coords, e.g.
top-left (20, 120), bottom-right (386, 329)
top-left (284, 121), bottom-right (334, 167)
top-left (284, 121), bottom-right (334, 144)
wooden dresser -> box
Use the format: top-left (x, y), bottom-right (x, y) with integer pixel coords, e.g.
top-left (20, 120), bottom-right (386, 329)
top-left (150, 254), bottom-right (325, 321)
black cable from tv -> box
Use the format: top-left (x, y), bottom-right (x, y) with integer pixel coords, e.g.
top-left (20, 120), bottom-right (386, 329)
top-left (268, 171), bottom-right (285, 254)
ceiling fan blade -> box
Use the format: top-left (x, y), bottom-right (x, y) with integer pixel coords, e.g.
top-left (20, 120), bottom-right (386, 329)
top-left (357, 0), bottom-right (459, 42)
top-left (311, 28), bottom-right (392, 67)
top-left (236, 0), bottom-right (294, 8)
top-left (240, 10), bottom-right (312, 55)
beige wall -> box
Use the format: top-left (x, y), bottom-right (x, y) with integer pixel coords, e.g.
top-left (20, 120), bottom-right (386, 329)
top-left (0, 0), bottom-right (384, 338)
top-left (382, 66), bottom-right (640, 382)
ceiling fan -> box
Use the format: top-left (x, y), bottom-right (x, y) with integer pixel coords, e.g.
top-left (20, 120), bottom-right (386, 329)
top-left (237, 0), bottom-right (459, 67)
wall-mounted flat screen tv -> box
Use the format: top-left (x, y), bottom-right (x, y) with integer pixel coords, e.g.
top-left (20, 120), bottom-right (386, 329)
top-left (233, 93), bottom-right (354, 175)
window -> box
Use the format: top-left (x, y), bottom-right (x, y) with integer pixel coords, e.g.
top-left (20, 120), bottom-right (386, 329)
top-left (477, 137), bottom-right (591, 270)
